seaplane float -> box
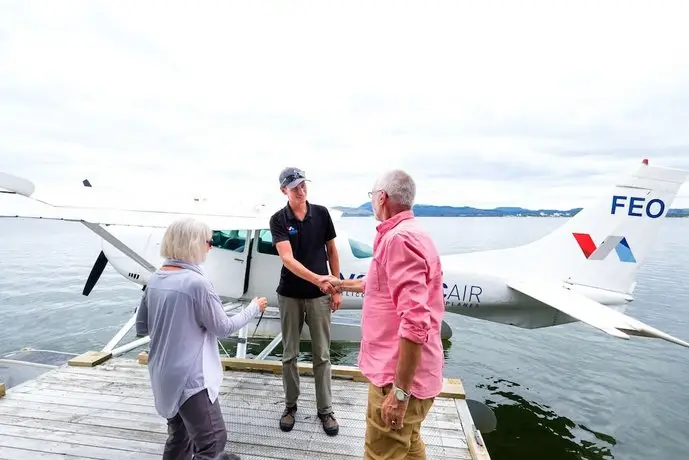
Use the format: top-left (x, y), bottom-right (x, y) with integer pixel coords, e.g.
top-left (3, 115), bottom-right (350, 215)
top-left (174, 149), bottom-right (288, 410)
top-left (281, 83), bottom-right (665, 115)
top-left (0, 159), bottom-right (688, 368)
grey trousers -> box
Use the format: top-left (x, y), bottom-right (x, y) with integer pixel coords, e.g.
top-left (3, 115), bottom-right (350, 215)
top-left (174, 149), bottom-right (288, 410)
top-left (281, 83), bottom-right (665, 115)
top-left (163, 389), bottom-right (228, 460)
top-left (278, 294), bottom-right (333, 414)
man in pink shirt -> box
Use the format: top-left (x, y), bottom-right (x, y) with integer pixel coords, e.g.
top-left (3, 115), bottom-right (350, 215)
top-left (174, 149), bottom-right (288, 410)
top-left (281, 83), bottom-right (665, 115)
top-left (328, 169), bottom-right (445, 459)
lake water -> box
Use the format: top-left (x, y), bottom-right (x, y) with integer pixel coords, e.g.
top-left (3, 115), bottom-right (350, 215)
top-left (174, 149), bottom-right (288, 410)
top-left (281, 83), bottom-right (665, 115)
top-left (1, 216), bottom-right (687, 460)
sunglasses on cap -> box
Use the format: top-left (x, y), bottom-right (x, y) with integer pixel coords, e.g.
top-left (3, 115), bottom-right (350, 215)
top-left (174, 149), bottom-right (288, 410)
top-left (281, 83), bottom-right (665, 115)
top-left (280, 169), bottom-right (306, 188)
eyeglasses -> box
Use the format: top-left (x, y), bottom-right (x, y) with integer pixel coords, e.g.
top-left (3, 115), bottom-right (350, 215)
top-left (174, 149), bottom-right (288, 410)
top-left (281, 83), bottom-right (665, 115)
top-left (368, 189), bottom-right (384, 198)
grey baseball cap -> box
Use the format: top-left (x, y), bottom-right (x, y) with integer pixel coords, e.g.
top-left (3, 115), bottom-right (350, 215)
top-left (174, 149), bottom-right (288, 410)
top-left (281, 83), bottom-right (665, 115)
top-left (279, 167), bottom-right (309, 189)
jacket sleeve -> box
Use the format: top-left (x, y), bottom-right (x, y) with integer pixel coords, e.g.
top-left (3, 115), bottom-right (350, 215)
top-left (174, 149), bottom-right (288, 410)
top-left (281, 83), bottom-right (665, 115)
top-left (135, 290), bottom-right (149, 337)
top-left (195, 280), bottom-right (259, 338)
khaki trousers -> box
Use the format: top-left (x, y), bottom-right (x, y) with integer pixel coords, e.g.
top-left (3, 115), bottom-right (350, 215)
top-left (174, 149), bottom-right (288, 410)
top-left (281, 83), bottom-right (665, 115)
top-left (364, 384), bottom-right (435, 460)
top-left (277, 294), bottom-right (333, 414)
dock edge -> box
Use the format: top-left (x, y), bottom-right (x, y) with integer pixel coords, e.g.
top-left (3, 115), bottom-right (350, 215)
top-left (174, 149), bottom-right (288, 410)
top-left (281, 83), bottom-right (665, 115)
top-left (136, 351), bottom-right (467, 400)
top-left (455, 399), bottom-right (491, 460)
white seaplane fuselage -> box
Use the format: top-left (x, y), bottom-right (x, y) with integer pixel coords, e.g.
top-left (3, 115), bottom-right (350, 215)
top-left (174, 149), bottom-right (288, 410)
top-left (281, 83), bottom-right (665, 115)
top-left (102, 223), bottom-right (627, 329)
top-left (1, 159), bottom-right (688, 348)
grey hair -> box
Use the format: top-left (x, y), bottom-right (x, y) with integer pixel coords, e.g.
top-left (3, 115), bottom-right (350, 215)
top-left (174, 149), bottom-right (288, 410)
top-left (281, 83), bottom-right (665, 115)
top-left (376, 169), bottom-right (416, 209)
top-left (160, 218), bottom-right (212, 264)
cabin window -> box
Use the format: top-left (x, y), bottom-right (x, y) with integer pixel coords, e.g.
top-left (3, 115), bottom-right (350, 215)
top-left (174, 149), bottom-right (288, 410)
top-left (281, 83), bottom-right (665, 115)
top-left (349, 238), bottom-right (373, 258)
top-left (257, 229), bottom-right (278, 255)
top-left (252, 230), bottom-right (372, 258)
top-left (211, 230), bottom-right (247, 252)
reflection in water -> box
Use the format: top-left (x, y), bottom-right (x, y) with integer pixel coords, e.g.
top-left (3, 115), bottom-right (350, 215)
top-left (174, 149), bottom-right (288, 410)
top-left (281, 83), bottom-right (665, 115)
top-left (478, 378), bottom-right (617, 460)
top-left (221, 338), bottom-right (363, 365)
top-left (234, 337), bottom-right (454, 365)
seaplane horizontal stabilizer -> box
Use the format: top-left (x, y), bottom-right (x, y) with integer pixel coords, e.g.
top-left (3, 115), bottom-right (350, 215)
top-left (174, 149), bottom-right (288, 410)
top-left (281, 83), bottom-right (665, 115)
top-left (507, 279), bottom-right (689, 348)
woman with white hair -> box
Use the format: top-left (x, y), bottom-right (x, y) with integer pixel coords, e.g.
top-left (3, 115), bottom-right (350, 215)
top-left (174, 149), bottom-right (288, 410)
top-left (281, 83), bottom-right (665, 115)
top-left (135, 217), bottom-right (267, 460)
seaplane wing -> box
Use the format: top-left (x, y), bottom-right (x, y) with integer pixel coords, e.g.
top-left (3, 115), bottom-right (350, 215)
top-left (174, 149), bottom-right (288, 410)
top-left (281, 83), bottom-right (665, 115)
top-left (0, 204), bottom-right (272, 231)
top-left (0, 171), bottom-right (272, 231)
top-left (507, 279), bottom-right (689, 348)
top-left (0, 171), bottom-right (276, 274)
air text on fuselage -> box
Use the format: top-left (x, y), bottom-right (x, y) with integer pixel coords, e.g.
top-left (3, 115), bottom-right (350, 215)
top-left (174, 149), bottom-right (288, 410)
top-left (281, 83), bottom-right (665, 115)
top-left (339, 272), bottom-right (483, 307)
top-left (443, 282), bottom-right (482, 308)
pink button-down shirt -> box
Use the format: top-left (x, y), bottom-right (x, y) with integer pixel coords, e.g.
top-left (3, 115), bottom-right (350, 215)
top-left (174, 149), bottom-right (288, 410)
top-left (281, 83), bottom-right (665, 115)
top-left (358, 210), bottom-right (445, 399)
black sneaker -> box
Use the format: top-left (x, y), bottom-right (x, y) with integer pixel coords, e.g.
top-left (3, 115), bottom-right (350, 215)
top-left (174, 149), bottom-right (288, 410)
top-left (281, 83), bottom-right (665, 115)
top-left (318, 412), bottom-right (339, 436)
top-left (280, 405), bottom-right (297, 432)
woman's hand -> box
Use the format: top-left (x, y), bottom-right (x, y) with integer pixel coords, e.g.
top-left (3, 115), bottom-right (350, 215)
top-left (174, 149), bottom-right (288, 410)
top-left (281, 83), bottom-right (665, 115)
top-left (253, 297), bottom-right (268, 312)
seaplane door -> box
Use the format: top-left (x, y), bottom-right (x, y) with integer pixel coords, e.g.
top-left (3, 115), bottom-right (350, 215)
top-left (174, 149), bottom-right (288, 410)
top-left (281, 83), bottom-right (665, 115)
top-left (203, 229), bottom-right (251, 300)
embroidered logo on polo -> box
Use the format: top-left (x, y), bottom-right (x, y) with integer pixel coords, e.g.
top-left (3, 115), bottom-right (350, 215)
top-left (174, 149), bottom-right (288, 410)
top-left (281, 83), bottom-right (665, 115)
top-left (287, 226), bottom-right (297, 236)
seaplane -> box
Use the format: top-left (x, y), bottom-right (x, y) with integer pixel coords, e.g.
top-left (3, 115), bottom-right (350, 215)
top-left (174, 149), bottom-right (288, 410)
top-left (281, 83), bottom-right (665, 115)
top-left (0, 158), bottom-right (688, 365)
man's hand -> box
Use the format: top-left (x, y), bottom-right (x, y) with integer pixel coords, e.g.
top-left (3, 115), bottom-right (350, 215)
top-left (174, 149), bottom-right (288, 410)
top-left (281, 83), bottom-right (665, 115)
top-left (381, 389), bottom-right (409, 430)
top-left (317, 275), bottom-right (340, 295)
top-left (330, 292), bottom-right (342, 311)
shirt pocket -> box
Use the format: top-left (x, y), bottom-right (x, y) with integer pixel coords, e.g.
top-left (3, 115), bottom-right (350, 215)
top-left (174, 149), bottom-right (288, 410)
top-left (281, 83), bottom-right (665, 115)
top-left (371, 255), bottom-right (390, 294)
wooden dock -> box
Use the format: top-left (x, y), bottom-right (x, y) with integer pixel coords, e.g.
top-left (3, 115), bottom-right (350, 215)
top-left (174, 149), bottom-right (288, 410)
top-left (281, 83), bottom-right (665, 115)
top-left (0, 351), bottom-right (490, 459)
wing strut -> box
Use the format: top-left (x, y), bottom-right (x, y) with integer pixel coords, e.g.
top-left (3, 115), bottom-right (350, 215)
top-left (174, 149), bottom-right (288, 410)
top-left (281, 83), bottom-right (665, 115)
top-left (81, 222), bottom-right (156, 273)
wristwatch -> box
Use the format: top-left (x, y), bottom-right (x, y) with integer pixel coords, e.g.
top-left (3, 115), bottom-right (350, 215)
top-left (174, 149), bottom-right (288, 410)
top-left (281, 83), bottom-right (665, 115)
top-left (392, 384), bottom-right (410, 402)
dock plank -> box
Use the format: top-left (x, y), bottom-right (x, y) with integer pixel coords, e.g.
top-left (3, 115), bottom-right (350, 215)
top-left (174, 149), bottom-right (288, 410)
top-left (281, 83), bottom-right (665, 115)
top-left (0, 358), bottom-right (478, 459)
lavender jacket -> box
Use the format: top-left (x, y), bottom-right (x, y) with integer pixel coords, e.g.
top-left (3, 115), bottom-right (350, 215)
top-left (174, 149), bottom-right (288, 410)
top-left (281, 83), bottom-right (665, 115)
top-left (136, 259), bottom-right (259, 419)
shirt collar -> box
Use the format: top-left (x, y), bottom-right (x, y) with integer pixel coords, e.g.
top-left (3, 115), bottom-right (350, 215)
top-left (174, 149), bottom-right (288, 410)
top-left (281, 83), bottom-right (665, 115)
top-left (285, 200), bottom-right (312, 220)
top-left (376, 209), bottom-right (414, 235)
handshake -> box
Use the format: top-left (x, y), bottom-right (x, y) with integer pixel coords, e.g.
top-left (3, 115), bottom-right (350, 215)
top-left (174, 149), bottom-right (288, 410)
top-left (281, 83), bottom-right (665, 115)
top-left (316, 275), bottom-right (342, 295)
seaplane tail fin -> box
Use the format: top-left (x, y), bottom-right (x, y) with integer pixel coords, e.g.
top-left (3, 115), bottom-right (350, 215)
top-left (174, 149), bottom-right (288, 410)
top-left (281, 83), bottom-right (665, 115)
top-left (507, 279), bottom-right (689, 348)
top-left (523, 160), bottom-right (688, 294)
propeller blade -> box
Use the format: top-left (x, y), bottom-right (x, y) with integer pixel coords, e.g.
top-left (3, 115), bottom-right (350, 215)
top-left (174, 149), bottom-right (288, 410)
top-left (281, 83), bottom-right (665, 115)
top-left (83, 251), bottom-right (108, 296)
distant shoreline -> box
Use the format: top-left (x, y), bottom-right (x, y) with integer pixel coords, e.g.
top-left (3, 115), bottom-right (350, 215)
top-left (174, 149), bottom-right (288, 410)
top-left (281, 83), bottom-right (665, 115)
top-left (339, 214), bottom-right (689, 218)
top-left (333, 203), bottom-right (689, 218)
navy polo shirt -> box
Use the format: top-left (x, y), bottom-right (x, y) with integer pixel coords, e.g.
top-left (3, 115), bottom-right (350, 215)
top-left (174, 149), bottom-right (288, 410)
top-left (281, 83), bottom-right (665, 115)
top-left (269, 201), bottom-right (337, 299)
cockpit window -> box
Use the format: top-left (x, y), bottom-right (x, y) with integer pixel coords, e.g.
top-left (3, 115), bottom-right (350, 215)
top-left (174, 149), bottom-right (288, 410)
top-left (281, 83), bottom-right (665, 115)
top-left (257, 229), bottom-right (278, 255)
top-left (349, 238), bottom-right (373, 258)
top-left (250, 229), bottom-right (372, 259)
top-left (211, 230), bottom-right (247, 252)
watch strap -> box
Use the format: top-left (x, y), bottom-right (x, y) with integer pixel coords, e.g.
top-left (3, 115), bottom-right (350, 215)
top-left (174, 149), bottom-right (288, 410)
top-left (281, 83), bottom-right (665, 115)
top-left (392, 384), bottom-right (410, 401)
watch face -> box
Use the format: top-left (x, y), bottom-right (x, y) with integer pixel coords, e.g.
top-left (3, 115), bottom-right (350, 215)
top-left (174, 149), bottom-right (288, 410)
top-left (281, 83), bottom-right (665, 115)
top-left (394, 389), bottom-right (405, 400)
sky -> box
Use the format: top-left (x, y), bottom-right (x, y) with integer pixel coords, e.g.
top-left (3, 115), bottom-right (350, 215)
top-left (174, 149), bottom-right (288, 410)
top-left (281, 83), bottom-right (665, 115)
top-left (1, 0), bottom-right (689, 212)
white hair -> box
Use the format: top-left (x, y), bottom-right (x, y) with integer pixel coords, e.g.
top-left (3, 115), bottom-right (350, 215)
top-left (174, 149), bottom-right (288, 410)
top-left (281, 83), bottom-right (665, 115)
top-left (376, 169), bottom-right (416, 209)
top-left (160, 218), bottom-right (212, 264)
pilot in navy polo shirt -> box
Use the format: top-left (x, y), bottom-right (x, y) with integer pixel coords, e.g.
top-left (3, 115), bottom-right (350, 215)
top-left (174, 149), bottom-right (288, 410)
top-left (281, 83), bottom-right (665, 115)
top-left (269, 200), bottom-right (337, 299)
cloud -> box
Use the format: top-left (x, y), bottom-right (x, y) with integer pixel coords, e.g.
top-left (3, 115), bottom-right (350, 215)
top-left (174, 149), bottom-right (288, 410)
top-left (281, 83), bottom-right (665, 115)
top-left (1, 0), bottom-right (688, 211)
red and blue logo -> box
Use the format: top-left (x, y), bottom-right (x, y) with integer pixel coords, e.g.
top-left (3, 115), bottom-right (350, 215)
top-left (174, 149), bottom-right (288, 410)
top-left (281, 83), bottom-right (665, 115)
top-left (573, 232), bottom-right (636, 263)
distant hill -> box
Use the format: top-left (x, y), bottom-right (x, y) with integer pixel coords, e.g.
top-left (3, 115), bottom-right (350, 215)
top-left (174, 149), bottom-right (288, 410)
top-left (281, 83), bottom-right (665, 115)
top-left (333, 202), bottom-right (689, 218)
